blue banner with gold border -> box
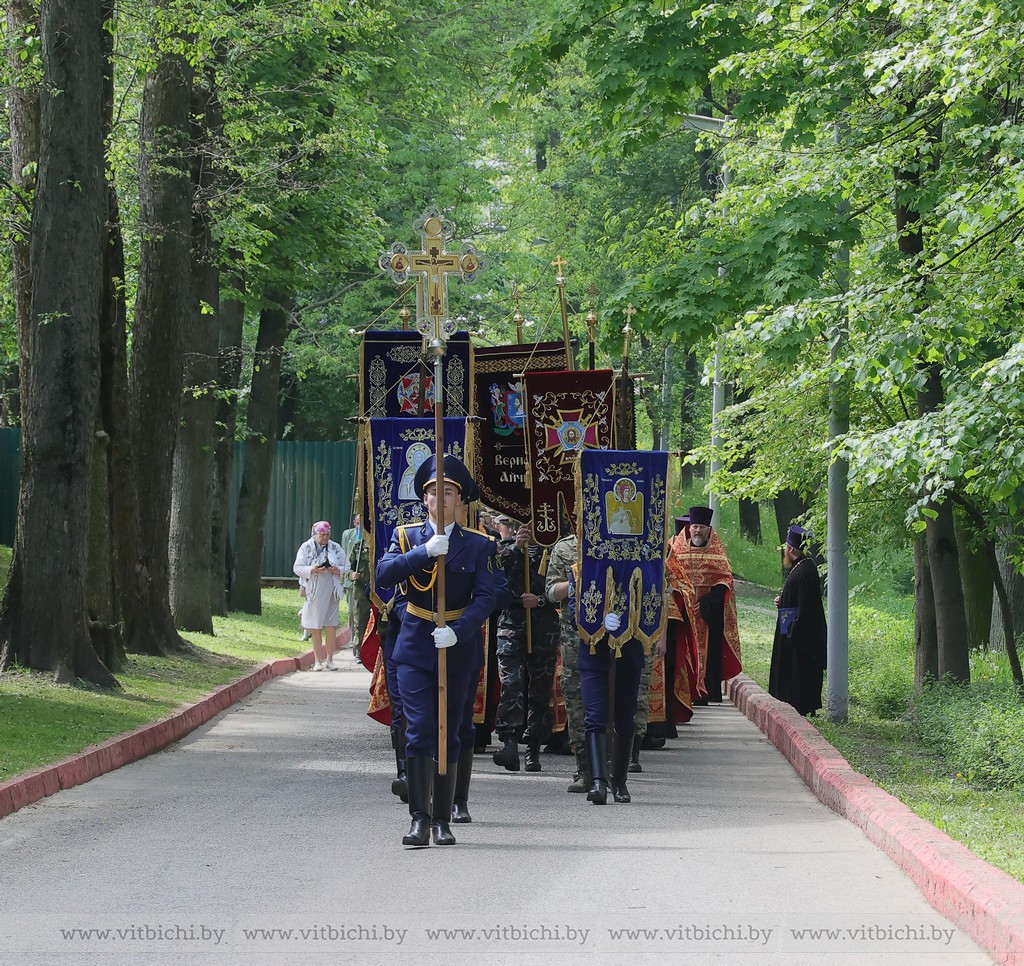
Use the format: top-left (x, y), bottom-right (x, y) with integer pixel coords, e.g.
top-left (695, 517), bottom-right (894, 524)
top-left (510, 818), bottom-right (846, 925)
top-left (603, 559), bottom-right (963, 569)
top-left (575, 449), bottom-right (671, 653)
top-left (365, 418), bottom-right (470, 609)
top-left (360, 330), bottom-right (473, 418)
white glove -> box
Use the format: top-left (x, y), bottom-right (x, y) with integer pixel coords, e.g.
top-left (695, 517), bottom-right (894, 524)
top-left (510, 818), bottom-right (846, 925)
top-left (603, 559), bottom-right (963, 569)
top-left (432, 625), bottom-right (457, 648)
top-left (604, 613), bottom-right (621, 632)
top-left (425, 534), bottom-right (449, 558)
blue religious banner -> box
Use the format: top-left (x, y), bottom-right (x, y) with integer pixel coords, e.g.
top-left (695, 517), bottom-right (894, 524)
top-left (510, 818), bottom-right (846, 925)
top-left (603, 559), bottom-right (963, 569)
top-left (364, 417), bottom-right (470, 610)
top-left (359, 330), bottom-right (473, 418)
top-left (575, 449), bottom-right (671, 654)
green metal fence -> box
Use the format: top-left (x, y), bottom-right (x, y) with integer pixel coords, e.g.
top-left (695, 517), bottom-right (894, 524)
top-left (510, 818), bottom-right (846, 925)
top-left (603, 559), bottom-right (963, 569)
top-left (0, 429), bottom-right (357, 578)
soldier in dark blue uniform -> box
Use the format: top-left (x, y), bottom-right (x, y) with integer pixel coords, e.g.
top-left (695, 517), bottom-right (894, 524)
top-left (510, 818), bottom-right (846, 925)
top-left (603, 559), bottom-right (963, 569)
top-left (376, 454), bottom-right (499, 847)
top-left (579, 611), bottom-right (646, 805)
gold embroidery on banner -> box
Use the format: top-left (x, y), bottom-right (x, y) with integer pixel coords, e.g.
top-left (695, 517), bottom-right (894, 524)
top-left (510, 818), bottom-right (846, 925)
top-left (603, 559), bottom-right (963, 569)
top-left (446, 354), bottom-right (467, 417)
top-left (368, 357), bottom-right (387, 417)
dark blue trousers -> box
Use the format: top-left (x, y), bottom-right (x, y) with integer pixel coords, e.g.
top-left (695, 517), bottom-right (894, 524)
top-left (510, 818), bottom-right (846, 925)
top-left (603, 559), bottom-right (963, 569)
top-left (579, 639), bottom-right (645, 735)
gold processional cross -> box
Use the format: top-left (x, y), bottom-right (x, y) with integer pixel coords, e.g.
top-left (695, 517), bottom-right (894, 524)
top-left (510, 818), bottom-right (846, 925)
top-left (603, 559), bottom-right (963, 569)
top-left (378, 207), bottom-right (484, 339)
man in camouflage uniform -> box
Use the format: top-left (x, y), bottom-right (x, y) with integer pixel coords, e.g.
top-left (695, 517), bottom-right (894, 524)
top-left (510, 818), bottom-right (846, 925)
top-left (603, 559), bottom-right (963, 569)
top-left (348, 530), bottom-right (372, 657)
top-left (544, 532), bottom-right (590, 792)
top-left (492, 518), bottom-right (560, 773)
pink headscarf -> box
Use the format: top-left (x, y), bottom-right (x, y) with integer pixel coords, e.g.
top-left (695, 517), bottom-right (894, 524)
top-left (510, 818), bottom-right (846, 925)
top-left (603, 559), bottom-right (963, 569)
top-left (312, 521), bottom-right (331, 535)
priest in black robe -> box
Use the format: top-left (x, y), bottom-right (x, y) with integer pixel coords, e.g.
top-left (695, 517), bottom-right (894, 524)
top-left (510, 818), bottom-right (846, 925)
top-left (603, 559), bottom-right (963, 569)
top-left (769, 525), bottom-right (827, 715)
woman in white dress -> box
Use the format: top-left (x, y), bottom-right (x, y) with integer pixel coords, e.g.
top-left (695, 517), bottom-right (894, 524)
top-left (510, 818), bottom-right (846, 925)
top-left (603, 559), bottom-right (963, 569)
top-left (293, 520), bottom-right (349, 670)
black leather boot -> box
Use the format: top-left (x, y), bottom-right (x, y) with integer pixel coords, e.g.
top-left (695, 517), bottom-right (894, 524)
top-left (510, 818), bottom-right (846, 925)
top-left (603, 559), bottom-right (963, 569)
top-left (402, 756), bottom-right (433, 846)
top-left (641, 731), bottom-right (666, 749)
top-left (451, 745), bottom-right (475, 823)
top-left (524, 740), bottom-right (542, 772)
top-left (567, 745), bottom-right (591, 793)
top-left (585, 732), bottom-right (608, 805)
top-left (391, 725), bottom-right (408, 802)
top-left (628, 733), bottom-right (643, 774)
top-left (610, 729), bottom-right (634, 803)
top-left (492, 737), bottom-right (520, 771)
top-left (430, 758), bottom-right (459, 845)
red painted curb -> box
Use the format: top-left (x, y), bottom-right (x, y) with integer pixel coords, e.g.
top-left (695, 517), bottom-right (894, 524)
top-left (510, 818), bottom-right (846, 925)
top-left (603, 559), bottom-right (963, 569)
top-left (728, 674), bottom-right (1024, 966)
top-left (0, 644), bottom-right (325, 822)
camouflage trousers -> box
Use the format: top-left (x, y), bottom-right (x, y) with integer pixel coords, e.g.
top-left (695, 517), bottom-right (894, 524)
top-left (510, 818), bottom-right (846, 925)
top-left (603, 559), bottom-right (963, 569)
top-left (495, 614), bottom-right (561, 745)
top-left (350, 591), bottom-right (371, 650)
top-left (495, 619), bottom-right (559, 744)
top-left (561, 635), bottom-right (586, 755)
top-left (633, 653), bottom-right (655, 737)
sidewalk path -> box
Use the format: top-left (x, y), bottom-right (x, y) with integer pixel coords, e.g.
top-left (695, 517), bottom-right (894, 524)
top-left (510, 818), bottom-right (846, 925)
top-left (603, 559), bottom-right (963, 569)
top-left (0, 653), bottom-right (995, 965)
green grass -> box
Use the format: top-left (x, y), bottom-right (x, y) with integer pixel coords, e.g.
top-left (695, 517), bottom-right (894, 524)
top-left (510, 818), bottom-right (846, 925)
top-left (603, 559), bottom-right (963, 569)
top-left (735, 579), bottom-right (1024, 884)
top-left (0, 585), bottom-right (317, 783)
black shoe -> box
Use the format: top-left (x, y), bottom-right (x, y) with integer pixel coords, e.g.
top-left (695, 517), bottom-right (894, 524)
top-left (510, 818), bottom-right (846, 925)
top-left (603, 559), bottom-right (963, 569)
top-left (585, 732), bottom-right (608, 805)
top-left (492, 737), bottom-right (520, 771)
top-left (430, 758), bottom-right (459, 845)
top-left (451, 745), bottom-right (474, 823)
top-left (628, 733), bottom-right (642, 774)
top-left (610, 729), bottom-right (634, 803)
top-left (402, 756), bottom-right (433, 846)
top-left (524, 742), bottom-right (541, 772)
top-left (403, 814), bottom-right (430, 846)
top-left (430, 820), bottom-right (456, 845)
top-left (391, 725), bottom-right (408, 802)
top-left (568, 747), bottom-right (591, 793)
top-left (641, 732), bottom-right (666, 750)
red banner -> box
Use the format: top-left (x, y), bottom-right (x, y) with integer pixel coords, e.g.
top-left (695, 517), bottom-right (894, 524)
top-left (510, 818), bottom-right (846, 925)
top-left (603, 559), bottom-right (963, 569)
top-left (472, 341), bottom-right (568, 519)
top-left (522, 369), bottom-right (615, 546)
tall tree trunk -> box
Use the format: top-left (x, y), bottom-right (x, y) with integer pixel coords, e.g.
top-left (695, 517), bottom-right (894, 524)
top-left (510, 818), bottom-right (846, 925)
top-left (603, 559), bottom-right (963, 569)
top-left (231, 294), bottom-right (291, 614)
top-left (210, 274), bottom-right (245, 616)
top-left (990, 526), bottom-right (1024, 653)
top-left (895, 115), bottom-right (968, 684)
top-left (88, 430), bottom-right (123, 671)
top-left (89, 0), bottom-right (130, 671)
top-left (914, 534), bottom-right (938, 686)
top-left (917, 369), bottom-right (969, 682)
top-left (0, 0), bottom-right (115, 686)
top-left (678, 350), bottom-right (700, 487)
top-left (773, 489), bottom-right (807, 546)
top-left (97, 3), bottom-right (162, 656)
top-left (5, 0), bottom-right (40, 431)
top-left (739, 500), bottom-right (761, 544)
top-left (954, 510), bottom-right (993, 651)
top-left (169, 77), bottom-right (221, 634)
top-left (950, 499), bottom-right (1023, 691)
top-left (128, 7), bottom-right (193, 653)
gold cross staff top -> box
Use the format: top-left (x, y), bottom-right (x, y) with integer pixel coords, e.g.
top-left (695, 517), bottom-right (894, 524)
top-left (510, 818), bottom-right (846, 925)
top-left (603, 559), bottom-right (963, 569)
top-left (378, 207), bottom-right (484, 334)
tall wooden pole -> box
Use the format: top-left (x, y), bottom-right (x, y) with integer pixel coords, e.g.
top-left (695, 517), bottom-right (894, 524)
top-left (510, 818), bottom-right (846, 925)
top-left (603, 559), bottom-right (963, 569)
top-left (552, 256), bottom-right (573, 369)
top-left (428, 335), bottom-right (449, 774)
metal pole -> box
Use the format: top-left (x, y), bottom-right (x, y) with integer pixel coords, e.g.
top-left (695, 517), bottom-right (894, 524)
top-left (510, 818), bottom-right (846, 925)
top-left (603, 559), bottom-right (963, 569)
top-left (827, 119), bottom-right (850, 722)
top-left (709, 162), bottom-right (730, 523)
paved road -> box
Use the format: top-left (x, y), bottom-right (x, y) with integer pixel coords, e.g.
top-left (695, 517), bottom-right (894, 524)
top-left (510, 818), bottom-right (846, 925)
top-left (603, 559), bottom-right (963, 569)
top-left (0, 651), bottom-right (992, 965)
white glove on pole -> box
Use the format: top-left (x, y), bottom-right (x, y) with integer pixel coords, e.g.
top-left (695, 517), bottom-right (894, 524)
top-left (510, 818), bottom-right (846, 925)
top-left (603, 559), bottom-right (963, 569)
top-left (425, 534), bottom-right (449, 558)
top-left (604, 612), bottom-right (621, 632)
top-left (433, 625), bottom-right (457, 648)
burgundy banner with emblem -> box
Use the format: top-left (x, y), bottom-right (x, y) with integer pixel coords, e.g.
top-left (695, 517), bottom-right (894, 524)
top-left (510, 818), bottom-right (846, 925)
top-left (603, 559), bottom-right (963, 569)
top-left (521, 369), bottom-right (615, 546)
top-left (472, 341), bottom-right (568, 519)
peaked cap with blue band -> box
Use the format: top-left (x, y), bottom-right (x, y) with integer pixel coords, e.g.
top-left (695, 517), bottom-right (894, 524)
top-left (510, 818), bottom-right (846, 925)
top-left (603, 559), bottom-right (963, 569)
top-left (413, 453), bottom-right (480, 504)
